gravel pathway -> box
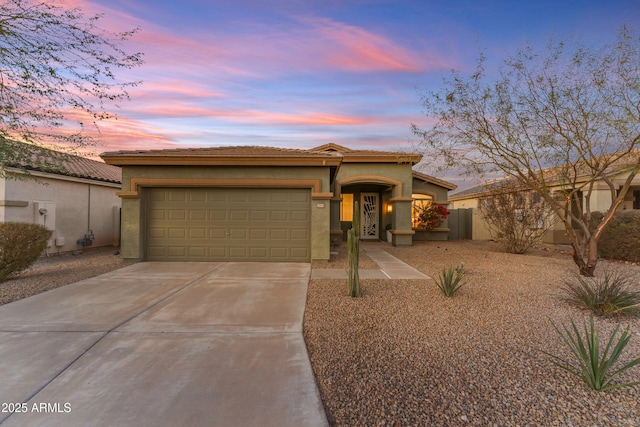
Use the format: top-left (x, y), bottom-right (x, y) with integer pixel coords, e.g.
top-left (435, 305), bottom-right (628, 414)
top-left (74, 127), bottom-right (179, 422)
top-left (304, 241), bottom-right (640, 426)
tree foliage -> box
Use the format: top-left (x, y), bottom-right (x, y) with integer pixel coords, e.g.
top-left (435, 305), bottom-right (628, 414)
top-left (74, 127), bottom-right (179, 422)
top-left (0, 0), bottom-right (142, 174)
top-left (413, 26), bottom-right (640, 276)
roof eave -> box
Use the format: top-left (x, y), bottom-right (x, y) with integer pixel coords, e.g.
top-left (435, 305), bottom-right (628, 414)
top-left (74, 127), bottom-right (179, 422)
top-left (100, 155), bottom-right (342, 167)
top-left (342, 154), bottom-right (423, 164)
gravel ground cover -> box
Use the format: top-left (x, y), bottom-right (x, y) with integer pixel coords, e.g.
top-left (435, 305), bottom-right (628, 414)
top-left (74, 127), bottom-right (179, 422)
top-left (304, 240), bottom-right (640, 426)
top-left (0, 246), bottom-right (133, 306)
top-left (3, 241), bottom-right (639, 426)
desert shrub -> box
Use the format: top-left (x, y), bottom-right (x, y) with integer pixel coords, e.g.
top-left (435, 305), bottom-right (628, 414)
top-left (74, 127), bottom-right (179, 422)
top-left (591, 210), bottom-right (640, 263)
top-left (435, 264), bottom-right (466, 297)
top-left (562, 270), bottom-right (640, 316)
top-left (0, 222), bottom-right (51, 282)
top-left (478, 183), bottom-right (556, 254)
top-left (541, 315), bottom-right (640, 391)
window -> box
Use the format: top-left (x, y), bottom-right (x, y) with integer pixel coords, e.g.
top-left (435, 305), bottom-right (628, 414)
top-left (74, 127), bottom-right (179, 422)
top-left (340, 193), bottom-right (354, 221)
top-left (412, 194), bottom-right (433, 227)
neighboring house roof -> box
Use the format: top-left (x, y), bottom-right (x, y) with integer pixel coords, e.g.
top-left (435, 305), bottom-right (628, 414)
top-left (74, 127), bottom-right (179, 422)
top-left (5, 140), bottom-right (121, 184)
top-left (412, 170), bottom-right (458, 191)
top-left (449, 179), bottom-right (512, 201)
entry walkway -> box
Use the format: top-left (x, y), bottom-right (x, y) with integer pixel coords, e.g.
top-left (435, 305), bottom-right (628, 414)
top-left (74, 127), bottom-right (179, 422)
top-left (0, 262), bottom-right (327, 427)
top-left (311, 242), bottom-right (430, 280)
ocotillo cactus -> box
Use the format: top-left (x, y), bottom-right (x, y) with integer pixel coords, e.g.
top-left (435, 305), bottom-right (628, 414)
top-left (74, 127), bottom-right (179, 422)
top-left (347, 201), bottom-right (361, 297)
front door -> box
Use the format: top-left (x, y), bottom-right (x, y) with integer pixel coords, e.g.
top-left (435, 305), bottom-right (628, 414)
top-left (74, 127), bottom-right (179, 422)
top-left (360, 193), bottom-right (379, 239)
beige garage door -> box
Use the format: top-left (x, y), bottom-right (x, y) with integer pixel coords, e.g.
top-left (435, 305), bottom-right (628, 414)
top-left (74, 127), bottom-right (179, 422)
top-left (146, 187), bottom-right (311, 261)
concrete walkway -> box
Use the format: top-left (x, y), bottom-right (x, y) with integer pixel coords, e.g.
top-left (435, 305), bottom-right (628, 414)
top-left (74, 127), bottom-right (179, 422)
top-left (311, 243), bottom-right (430, 280)
top-left (0, 262), bottom-right (327, 427)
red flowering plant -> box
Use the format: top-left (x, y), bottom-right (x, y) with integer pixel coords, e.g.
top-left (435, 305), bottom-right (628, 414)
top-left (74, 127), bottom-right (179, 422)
top-left (415, 204), bottom-right (450, 231)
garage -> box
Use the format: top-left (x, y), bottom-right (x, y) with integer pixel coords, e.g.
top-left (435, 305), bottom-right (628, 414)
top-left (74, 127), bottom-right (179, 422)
top-left (146, 187), bottom-right (311, 261)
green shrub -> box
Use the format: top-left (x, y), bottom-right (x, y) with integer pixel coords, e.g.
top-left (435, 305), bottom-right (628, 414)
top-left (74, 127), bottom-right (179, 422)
top-left (435, 264), bottom-right (466, 297)
top-left (591, 210), bottom-right (640, 263)
top-left (563, 270), bottom-right (640, 316)
top-left (0, 222), bottom-right (51, 282)
top-left (541, 315), bottom-right (640, 391)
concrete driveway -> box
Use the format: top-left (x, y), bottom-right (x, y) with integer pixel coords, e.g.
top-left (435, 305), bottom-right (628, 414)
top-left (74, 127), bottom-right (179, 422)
top-left (0, 262), bottom-right (327, 427)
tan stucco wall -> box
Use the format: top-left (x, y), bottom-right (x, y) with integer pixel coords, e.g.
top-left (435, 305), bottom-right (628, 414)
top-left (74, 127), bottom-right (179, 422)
top-left (1, 173), bottom-right (121, 253)
top-left (451, 172), bottom-right (640, 244)
top-left (119, 165), bottom-right (332, 261)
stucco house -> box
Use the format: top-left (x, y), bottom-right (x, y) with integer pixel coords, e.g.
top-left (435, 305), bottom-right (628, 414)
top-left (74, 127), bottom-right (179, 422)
top-left (1, 142), bottom-right (122, 254)
top-left (100, 143), bottom-right (456, 262)
top-left (449, 170), bottom-right (640, 244)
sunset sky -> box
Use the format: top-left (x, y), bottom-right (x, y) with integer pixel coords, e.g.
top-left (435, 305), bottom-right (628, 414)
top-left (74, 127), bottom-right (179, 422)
top-left (76, 0), bottom-right (639, 182)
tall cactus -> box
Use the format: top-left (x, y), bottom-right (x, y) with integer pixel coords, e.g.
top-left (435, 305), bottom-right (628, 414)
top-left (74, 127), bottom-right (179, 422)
top-left (347, 201), bottom-right (362, 297)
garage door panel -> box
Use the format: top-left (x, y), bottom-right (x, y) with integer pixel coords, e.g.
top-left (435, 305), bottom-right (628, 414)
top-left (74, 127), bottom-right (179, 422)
top-left (229, 247), bottom-right (248, 258)
top-left (250, 229), bottom-right (268, 240)
top-left (189, 228), bottom-right (206, 239)
top-left (291, 229), bottom-right (309, 240)
top-left (167, 246), bottom-right (187, 257)
top-left (210, 210), bottom-right (227, 221)
top-left (168, 210), bottom-right (186, 220)
top-left (270, 211), bottom-right (288, 221)
top-left (210, 228), bottom-right (226, 239)
top-left (249, 247), bottom-right (268, 258)
top-left (168, 228), bottom-right (186, 239)
top-left (291, 192), bottom-right (309, 203)
top-left (190, 210), bottom-right (206, 220)
top-left (251, 210), bottom-right (268, 221)
top-left (291, 210), bottom-right (309, 221)
top-left (146, 188), bottom-right (310, 262)
top-left (148, 228), bottom-right (166, 238)
top-left (188, 247), bottom-right (207, 257)
top-left (168, 190), bottom-right (187, 202)
top-left (229, 210), bottom-right (248, 221)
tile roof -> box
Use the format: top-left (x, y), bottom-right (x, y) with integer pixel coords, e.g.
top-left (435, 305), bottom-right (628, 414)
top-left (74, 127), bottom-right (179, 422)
top-left (102, 145), bottom-right (337, 158)
top-left (412, 170), bottom-right (458, 190)
top-left (6, 141), bottom-right (121, 184)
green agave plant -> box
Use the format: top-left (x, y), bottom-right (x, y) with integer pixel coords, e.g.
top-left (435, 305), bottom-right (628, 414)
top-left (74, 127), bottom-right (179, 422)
top-left (435, 265), bottom-right (465, 297)
top-left (542, 315), bottom-right (640, 391)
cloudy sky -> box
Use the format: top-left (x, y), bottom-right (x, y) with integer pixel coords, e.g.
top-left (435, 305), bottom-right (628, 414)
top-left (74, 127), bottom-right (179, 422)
top-left (72, 0), bottom-right (638, 183)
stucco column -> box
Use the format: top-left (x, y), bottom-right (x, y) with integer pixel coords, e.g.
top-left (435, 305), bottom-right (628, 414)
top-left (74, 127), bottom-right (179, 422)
top-left (120, 197), bottom-right (143, 260)
top-left (390, 197), bottom-right (414, 246)
top-left (311, 194), bottom-right (332, 262)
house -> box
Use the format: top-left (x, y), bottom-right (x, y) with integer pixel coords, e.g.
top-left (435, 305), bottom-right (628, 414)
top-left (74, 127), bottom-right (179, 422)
top-left (1, 142), bottom-right (122, 254)
top-left (449, 170), bottom-right (640, 244)
top-left (100, 143), bottom-right (456, 262)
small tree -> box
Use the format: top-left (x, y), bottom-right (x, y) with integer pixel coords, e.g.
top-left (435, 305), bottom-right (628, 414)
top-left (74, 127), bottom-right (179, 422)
top-left (0, 0), bottom-right (143, 175)
top-left (478, 181), bottom-right (556, 254)
top-left (413, 26), bottom-right (640, 276)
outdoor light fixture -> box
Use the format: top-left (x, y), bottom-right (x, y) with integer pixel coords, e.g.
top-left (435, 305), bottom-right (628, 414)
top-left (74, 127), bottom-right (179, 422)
top-left (386, 203), bottom-right (393, 213)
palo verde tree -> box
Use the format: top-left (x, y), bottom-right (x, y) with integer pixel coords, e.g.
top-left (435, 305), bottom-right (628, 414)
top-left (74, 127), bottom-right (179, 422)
top-left (0, 0), bottom-right (143, 174)
top-left (413, 26), bottom-right (640, 276)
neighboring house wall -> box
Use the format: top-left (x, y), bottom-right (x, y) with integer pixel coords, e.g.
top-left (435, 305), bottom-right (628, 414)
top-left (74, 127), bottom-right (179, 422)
top-left (449, 198), bottom-right (493, 240)
top-left (450, 172), bottom-right (640, 244)
top-left (1, 171), bottom-right (121, 253)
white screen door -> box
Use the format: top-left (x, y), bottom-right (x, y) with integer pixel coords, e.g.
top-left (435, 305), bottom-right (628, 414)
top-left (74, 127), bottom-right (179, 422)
top-left (360, 193), bottom-right (379, 239)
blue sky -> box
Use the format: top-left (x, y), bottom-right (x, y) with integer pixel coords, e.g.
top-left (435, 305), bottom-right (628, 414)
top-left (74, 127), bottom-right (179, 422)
top-left (75, 0), bottom-right (639, 184)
